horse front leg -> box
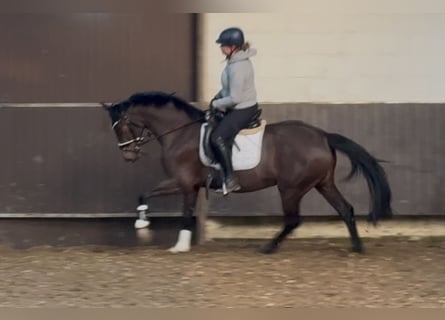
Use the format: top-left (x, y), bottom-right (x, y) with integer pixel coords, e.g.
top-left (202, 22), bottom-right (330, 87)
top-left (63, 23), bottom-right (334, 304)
top-left (168, 190), bottom-right (199, 253)
top-left (134, 179), bottom-right (182, 229)
top-left (143, 178), bottom-right (181, 200)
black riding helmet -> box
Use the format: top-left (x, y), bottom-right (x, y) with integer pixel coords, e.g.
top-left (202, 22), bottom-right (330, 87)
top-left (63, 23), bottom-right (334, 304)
top-left (215, 27), bottom-right (245, 47)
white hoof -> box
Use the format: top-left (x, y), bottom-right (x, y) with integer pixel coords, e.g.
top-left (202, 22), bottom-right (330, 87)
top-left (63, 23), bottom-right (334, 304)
top-left (167, 230), bottom-right (192, 253)
top-left (134, 219), bottom-right (150, 229)
top-left (167, 245), bottom-right (190, 253)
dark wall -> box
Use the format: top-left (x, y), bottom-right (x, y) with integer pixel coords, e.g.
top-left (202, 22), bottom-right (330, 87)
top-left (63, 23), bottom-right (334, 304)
top-left (209, 103), bottom-right (445, 217)
top-left (0, 106), bottom-right (182, 214)
top-left (0, 12), bottom-right (196, 102)
top-left (0, 7), bottom-right (196, 216)
top-left (0, 104), bottom-right (444, 216)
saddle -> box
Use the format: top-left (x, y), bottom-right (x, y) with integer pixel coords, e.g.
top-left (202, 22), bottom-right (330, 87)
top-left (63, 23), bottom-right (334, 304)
top-left (200, 108), bottom-right (266, 194)
top-left (202, 108), bottom-right (263, 162)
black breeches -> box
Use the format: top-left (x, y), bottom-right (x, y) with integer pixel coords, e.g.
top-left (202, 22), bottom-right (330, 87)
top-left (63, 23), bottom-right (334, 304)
top-left (210, 104), bottom-right (258, 146)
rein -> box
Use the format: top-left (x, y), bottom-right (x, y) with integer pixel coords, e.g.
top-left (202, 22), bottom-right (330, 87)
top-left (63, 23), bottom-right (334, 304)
top-left (112, 114), bottom-right (206, 149)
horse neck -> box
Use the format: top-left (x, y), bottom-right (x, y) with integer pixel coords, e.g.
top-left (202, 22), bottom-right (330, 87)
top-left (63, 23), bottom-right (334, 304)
top-left (138, 105), bottom-right (200, 147)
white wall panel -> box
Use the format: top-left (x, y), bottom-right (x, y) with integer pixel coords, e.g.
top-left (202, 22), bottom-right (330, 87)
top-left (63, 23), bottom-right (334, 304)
top-left (199, 1), bottom-right (445, 102)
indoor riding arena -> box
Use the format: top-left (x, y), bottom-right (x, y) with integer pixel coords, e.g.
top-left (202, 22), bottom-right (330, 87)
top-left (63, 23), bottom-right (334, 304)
top-left (1, 1), bottom-right (445, 309)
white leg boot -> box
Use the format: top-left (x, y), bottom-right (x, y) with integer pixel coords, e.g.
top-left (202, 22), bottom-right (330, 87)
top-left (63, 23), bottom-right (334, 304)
top-left (134, 204), bottom-right (150, 229)
top-left (168, 229), bottom-right (192, 253)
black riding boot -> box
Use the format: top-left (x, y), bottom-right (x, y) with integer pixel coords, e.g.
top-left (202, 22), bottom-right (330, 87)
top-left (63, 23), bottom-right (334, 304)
top-left (213, 137), bottom-right (241, 194)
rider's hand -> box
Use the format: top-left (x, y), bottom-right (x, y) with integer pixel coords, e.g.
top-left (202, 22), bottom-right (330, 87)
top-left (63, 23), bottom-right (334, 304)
top-left (206, 97), bottom-right (218, 120)
top-left (209, 97), bottom-right (217, 110)
top-left (205, 109), bottom-right (213, 121)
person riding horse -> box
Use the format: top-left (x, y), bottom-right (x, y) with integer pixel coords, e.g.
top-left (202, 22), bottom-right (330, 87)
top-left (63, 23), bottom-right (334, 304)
top-left (104, 30), bottom-right (392, 254)
top-left (209, 27), bottom-right (259, 194)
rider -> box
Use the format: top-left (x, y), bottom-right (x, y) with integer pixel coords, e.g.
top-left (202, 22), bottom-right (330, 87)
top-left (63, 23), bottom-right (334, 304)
top-left (210, 27), bottom-right (259, 194)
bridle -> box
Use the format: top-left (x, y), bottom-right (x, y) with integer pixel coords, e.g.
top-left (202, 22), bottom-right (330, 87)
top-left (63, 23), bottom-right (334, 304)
top-left (112, 115), bottom-right (151, 149)
top-left (112, 112), bottom-right (206, 152)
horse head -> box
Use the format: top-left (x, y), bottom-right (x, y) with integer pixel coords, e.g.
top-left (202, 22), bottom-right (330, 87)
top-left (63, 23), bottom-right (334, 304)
top-left (103, 92), bottom-right (205, 162)
top-left (102, 101), bottom-right (147, 162)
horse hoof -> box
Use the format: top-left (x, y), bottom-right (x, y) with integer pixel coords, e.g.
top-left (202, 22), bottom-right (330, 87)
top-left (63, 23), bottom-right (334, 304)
top-left (351, 246), bottom-right (364, 253)
top-left (134, 219), bottom-right (150, 229)
top-left (168, 246), bottom-right (190, 253)
top-left (259, 244), bottom-right (277, 254)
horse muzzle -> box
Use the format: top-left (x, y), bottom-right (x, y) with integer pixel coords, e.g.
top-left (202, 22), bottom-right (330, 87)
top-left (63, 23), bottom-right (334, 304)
top-left (121, 147), bottom-right (141, 162)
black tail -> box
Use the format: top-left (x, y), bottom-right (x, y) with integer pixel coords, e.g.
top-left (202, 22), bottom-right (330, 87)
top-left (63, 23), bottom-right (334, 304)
top-left (326, 133), bottom-right (393, 224)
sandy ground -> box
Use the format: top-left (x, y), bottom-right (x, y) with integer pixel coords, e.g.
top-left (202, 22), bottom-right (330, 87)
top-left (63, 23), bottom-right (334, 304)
top-left (205, 218), bottom-right (445, 240)
top-left (0, 234), bottom-right (444, 307)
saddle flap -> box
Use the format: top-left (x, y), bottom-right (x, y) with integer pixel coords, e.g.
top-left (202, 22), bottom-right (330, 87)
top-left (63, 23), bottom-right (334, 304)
top-left (199, 121), bottom-right (267, 171)
top-left (202, 123), bottom-right (216, 162)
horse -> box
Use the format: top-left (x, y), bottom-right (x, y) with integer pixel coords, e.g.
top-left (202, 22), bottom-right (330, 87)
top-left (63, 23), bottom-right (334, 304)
top-left (103, 91), bottom-right (392, 254)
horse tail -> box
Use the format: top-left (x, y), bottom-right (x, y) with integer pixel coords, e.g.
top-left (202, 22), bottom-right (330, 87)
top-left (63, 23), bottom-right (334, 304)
top-left (326, 133), bottom-right (393, 224)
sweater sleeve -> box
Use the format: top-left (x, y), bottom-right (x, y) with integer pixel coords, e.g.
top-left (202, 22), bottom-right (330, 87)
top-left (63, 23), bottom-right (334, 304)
top-left (212, 65), bottom-right (244, 112)
top-left (213, 90), bottom-right (223, 99)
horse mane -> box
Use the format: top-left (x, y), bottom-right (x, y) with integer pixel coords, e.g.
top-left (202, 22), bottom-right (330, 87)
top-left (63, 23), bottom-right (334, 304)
top-left (111, 91), bottom-right (205, 122)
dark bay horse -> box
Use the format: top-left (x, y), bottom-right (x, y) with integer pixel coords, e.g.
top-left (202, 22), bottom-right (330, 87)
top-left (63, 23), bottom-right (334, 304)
top-left (103, 91), bottom-right (392, 254)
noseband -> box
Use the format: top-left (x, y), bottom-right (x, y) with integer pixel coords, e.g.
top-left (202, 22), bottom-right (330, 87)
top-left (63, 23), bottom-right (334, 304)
top-left (112, 115), bottom-right (153, 150)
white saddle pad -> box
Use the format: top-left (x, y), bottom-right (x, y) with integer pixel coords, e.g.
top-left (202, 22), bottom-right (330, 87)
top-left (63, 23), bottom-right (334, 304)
top-left (199, 120), bottom-right (267, 171)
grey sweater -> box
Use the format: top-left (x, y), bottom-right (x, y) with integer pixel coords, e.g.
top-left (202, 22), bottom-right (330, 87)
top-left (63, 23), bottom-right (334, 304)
top-left (212, 48), bottom-right (258, 112)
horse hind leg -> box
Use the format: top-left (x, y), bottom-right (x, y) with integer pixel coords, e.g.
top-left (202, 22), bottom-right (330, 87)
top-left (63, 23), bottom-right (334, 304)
top-left (260, 189), bottom-right (302, 254)
top-left (316, 179), bottom-right (363, 253)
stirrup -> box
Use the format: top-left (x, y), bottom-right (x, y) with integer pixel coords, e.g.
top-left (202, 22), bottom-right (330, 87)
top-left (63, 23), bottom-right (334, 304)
top-left (223, 178), bottom-right (241, 195)
top-left (215, 182), bottom-right (240, 195)
top-left (215, 182), bottom-right (230, 195)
